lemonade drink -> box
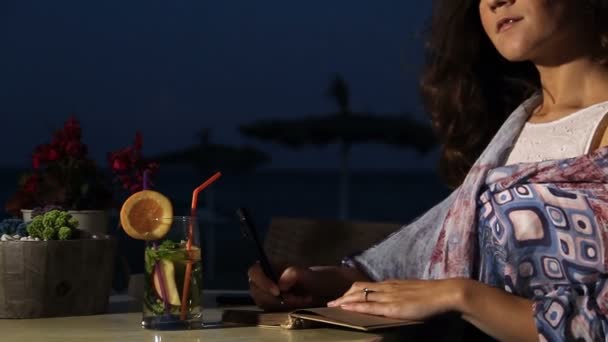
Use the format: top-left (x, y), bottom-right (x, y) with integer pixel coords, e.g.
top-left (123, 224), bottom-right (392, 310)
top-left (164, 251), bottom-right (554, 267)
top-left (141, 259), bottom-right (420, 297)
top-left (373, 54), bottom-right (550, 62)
top-left (142, 239), bottom-right (203, 328)
top-left (119, 191), bottom-right (205, 329)
top-left (141, 217), bottom-right (204, 329)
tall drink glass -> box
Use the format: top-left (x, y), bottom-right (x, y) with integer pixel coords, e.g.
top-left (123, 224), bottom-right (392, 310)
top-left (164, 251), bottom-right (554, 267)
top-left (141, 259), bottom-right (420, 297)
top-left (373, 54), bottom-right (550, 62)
top-left (142, 216), bottom-right (203, 329)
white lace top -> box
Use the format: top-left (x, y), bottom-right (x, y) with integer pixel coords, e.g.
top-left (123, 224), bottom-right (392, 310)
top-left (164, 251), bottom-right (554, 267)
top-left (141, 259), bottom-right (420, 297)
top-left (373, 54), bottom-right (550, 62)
top-left (505, 101), bottom-right (608, 165)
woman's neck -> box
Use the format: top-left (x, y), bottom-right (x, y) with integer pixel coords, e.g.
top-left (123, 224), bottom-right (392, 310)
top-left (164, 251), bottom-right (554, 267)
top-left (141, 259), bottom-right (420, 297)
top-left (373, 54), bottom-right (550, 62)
top-left (533, 59), bottom-right (608, 120)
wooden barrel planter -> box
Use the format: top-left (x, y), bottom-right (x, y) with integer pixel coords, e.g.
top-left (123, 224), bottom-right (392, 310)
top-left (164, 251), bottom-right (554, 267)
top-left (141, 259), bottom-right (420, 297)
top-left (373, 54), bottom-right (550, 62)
top-left (0, 238), bottom-right (117, 318)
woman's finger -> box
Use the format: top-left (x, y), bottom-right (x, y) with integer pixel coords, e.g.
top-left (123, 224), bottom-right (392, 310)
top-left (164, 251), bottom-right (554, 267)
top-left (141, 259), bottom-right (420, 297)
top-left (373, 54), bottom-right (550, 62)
top-left (341, 281), bottom-right (376, 297)
top-left (339, 302), bottom-right (394, 317)
top-left (327, 290), bottom-right (366, 307)
top-left (250, 280), bottom-right (314, 311)
top-left (278, 266), bottom-right (318, 293)
top-left (328, 288), bottom-right (398, 307)
top-left (249, 280), bottom-right (284, 311)
top-left (341, 280), bottom-right (403, 298)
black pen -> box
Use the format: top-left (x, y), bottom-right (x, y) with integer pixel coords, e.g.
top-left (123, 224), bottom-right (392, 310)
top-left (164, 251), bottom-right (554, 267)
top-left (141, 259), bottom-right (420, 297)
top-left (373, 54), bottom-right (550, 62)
top-left (236, 208), bottom-right (285, 305)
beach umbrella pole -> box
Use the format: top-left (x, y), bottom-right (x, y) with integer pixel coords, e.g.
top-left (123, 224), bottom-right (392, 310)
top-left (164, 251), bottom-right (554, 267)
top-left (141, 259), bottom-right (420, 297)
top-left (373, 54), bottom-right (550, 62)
top-left (338, 141), bottom-right (351, 220)
top-left (205, 187), bottom-right (216, 281)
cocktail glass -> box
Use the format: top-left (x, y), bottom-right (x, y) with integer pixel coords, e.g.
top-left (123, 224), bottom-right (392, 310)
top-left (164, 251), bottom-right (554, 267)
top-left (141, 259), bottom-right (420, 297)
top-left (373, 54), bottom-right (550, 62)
top-left (141, 216), bottom-right (203, 329)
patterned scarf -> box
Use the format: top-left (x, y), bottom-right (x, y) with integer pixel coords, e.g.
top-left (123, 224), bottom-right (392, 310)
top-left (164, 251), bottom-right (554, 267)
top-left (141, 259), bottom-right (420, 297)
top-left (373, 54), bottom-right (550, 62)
top-left (354, 94), bottom-right (548, 280)
top-left (354, 91), bottom-right (608, 342)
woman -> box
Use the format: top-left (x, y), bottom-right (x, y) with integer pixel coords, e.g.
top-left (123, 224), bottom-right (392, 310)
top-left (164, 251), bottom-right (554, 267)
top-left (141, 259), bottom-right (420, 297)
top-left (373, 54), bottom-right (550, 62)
top-left (249, 0), bottom-right (608, 340)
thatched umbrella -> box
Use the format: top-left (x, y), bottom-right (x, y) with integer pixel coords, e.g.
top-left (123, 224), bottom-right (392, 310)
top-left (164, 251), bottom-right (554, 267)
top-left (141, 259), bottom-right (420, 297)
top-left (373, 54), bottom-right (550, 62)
top-left (240, 74), bottom-right (437, 219)
top-left (154, 129), bottom-right (270, 174)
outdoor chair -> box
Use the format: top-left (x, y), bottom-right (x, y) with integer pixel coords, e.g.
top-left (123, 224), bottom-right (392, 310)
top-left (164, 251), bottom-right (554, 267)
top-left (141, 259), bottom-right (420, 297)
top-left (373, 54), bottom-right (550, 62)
top-left (263, 217), bottom-right (402, 267)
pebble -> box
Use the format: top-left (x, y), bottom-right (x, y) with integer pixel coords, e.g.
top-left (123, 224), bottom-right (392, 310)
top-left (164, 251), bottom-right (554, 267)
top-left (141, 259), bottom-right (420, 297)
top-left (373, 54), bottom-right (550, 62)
top-left (0, 235), bottom-right (40, 242)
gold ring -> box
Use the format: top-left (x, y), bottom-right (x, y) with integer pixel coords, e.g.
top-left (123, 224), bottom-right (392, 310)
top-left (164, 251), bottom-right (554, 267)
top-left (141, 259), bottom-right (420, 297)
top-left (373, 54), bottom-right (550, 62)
top-left (363, 288), bottom-right (374, 302)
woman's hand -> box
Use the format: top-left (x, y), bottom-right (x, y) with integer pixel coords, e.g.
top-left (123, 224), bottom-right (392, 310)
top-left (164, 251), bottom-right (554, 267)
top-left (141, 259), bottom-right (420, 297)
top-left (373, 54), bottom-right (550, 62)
top-left (247, 262), bottom-right (318, 311)
top-left (327, 278), bottom-right (467, 321)
top-left (248, 262), bottom-right (371, 312)
top-left (329, 278), bottom-right (539, 341)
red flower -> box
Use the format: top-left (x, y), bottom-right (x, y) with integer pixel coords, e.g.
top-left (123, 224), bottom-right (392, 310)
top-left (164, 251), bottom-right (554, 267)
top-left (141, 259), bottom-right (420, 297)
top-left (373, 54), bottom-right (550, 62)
top-left (47, 148), bottom-right (61, 161)
top-left (112, 157), bottom-right (128, 172)
top-left (63, 117), bottom-right (82, 140)
top-left (43, 117), bottom-right (87, 161)
top-left (129, 184), bottom-right (142, 193)
top-left (5, 116), bottom-right (117, 213)
top-left (108, 147), bottom-right (135, 172)
top-left (51, 131), bottom-right (66, 147)
top-left (116, 158), bottom-right (129, 171)
top-left (34, 144), bottom-right (62, 162)
top-left (32, 153), bottom-right (41, 169)
top-left (23, 174), bottom-right (39, 194)
top-left (117, 174), bottom-right (131, 184)
top-left (108, 132), bottom-right (159, 195)
top-left (65, 141), bottom-right (87, 158)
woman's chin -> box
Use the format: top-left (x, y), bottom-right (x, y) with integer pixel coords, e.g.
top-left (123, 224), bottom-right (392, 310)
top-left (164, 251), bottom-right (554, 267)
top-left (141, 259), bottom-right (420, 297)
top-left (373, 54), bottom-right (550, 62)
top-left (496, 49), bottom-right (532, 63)
top-left (494, 42), bottom-right (536, 63)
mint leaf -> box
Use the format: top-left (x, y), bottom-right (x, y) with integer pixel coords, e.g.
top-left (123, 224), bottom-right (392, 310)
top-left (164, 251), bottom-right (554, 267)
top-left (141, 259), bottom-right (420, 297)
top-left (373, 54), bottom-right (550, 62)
top-left (144, 240), bottom-right (188, 273)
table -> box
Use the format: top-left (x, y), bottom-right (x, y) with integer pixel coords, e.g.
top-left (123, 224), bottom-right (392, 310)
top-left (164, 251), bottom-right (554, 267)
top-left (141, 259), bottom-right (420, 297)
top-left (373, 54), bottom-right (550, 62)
top-left (0, 291), bottom-right (421, 341)
top-left (0, 309), bottom-right (397, 342)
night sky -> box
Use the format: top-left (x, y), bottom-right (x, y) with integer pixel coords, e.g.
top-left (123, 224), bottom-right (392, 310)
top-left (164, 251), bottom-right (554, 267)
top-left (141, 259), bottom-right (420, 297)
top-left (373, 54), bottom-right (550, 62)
top-left (0, 1), bottom-right (435, 170)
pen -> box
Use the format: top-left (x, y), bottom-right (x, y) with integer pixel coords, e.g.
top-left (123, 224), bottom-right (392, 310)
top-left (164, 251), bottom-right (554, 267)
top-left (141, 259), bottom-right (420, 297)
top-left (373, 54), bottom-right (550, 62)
top-left (236, 208), bottom-right (285, 305)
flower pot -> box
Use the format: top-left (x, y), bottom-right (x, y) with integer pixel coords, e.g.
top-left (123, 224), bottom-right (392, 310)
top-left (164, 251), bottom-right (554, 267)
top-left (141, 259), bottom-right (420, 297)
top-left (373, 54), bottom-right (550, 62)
top-left (20, 209), bottom-right (34, 223)
top-left (21, 210), bottom-right (110, 236)
top-left (0, 238), bottom-right (117, 318)
top-left (68, 210), bottom-right (110, 236)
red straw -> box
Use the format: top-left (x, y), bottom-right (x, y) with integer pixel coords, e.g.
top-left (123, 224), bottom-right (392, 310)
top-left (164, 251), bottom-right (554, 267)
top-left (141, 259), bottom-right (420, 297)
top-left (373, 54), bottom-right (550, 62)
top-left (180, 171), bottom-right (222, 320)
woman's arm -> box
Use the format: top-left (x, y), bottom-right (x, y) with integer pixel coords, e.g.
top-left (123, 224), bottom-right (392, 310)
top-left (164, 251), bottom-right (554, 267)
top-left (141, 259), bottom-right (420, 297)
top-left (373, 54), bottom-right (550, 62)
top-left (329, 278), bottom-right (538, 342)
top-left (457, 278), bottom-right (537, 342)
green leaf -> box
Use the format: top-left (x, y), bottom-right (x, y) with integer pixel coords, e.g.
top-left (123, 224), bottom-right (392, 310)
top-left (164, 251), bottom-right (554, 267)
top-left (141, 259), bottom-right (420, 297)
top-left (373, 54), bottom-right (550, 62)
top-left (144, 241), bottom-right (188, 274)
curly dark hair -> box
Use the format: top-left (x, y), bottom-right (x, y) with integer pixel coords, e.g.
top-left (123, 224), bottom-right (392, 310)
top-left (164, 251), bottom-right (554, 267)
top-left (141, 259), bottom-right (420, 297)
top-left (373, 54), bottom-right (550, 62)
top-left (420, 0), bottom-right (608, 188)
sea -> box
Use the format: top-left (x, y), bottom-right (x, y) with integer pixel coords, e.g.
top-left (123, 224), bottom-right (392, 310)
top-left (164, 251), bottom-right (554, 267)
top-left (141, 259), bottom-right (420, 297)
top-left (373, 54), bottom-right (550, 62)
top-left (0, 166), bottom-right (450, 290)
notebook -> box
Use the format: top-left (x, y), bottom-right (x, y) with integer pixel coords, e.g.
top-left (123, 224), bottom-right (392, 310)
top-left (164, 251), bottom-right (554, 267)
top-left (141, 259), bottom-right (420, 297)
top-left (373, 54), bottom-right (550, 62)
top-left (221, 307), bottom-right (420, 331)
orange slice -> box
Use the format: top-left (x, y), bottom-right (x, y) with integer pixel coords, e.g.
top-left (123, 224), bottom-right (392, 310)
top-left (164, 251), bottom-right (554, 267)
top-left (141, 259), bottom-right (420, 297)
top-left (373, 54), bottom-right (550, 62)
top-left (120, 190), bottom-right (174, 240)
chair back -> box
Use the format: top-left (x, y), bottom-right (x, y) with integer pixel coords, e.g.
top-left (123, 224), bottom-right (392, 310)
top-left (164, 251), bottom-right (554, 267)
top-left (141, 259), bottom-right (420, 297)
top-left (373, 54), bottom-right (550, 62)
top-left (263, 217), bottom-right (401, 267)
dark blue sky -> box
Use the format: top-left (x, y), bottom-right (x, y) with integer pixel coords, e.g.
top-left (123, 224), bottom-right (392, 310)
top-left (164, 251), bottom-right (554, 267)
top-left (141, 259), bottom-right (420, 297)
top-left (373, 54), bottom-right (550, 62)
top-left (0, 0), bottom-right (435, 170)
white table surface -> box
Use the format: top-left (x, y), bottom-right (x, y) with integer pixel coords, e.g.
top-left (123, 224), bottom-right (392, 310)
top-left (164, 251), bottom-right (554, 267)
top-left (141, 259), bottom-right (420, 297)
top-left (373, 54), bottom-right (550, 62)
top-left (0, 291), bottom-right (406, 341)
top-left (0, 309), bottom-right (397, 342)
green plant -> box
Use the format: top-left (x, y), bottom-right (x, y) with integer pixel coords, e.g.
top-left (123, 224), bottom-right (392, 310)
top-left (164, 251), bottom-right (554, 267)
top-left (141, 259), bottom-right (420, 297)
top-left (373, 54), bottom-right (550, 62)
top-left (26, 210), bottom-right (79, 240)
